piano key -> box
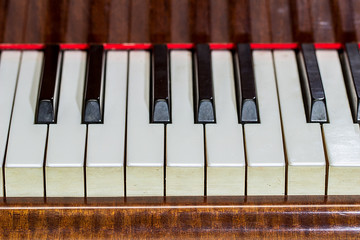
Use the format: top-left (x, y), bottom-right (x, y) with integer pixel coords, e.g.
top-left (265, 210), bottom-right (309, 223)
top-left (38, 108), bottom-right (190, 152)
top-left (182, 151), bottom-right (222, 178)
top-left (126, 51), bottom-right (164, 196)
top-left (234, 43), bottom-right (259, 123)
top-left (166, 51), bottom-right (204, 196)
top-left (86, 51), bottom-right (128, 197)
top-left (245, 50), bottom-right (285, 196)
top-left (316, 50), bottom-right (360, 195)
top-left (46, 51), bottom-right (87, 197)
top-left (273, 50), bottom-right (326, 195)
top-left (193, 44), bottom-right (216, 123)
top-left (0, 51), bottom-right (22, 197)
top-left (206, 50), bottom-right (245, 196)
top-left (342, 43), bottom-right (360, 122)
top-left (83, 45), bottom-right (105, 123)
top-left (5, 51), bottom-right (47, 197)
top-left (151, 44), bottom-right (171, 123)
top-left (298, 43), bottom-right (328, 123)
top-left (36, 45), bottom-right (61, 124)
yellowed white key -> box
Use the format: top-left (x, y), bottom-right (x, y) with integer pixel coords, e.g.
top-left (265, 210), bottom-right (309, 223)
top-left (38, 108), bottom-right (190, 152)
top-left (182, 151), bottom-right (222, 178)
top-left (205, 51), bottom-right (245, 196)
top-left (245, 50), bottom-right (285, 196)
top-left (166, 51), bottom-right (204, 196)
top-left (86, 51), bottom-right (128, 197)
top-left (5, 51), bottom-right (47, 197)
top-left (126, 51), bottom-right (164, 196)
top-left (317, 50), bottom-right (360, 195)
top-left (274, 50), bottom-right (326, 195)
top-left (46, 51), bottom-right (87, 197)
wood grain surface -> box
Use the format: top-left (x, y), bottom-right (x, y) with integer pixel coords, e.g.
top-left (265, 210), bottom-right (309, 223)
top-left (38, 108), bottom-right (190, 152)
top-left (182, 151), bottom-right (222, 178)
top-left (0, 0), bottom-right (359, 238)
top-left (1, 196), bottom-right (360, 239)
top-left (0, 0), bottom-right (357, 43)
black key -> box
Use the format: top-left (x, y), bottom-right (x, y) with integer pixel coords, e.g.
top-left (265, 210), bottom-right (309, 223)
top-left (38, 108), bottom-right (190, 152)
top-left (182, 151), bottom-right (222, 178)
top-left (83, 45), bottom-right (105, 123)
top-left (36, 44), bottom-right (61, 124)
top-left (343, 43), bottom-right (360, 122)
top-left (151, 44), bottom-right (171, 123)
top-left (193, 44), bottom-right (215, 123)
top-left (234, 43), bottom-right (259, 123)
top-left (298, 43), bottom-right (328, 123)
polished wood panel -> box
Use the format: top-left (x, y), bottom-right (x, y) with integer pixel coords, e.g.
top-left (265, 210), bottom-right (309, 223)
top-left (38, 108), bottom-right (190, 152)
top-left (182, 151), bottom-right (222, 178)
top-left (150, 0), bottom-right (170, 43)
top-left (290, 0), bottom-right (313, 42)
top-left (108, 0), bottom-right (130, 43)
top-left (88, 0), bottom-right (111, 43)
top-left (65, 0), bottom-right (90, 43)
top-left (191, 0), bottom-right (210, 43)
top-left (0, 0), bottom-right (357, 43)
top-left (0, 0), bottom-right (360, 238)
top-left (24, 0), bottom-right (48, 43)
top-left (250, 0), bottom-right (271, 43)
top-left (270, 0), bottom-right (293, 42)
top-left (170, 0), bottom-right (190, 42)
top-left (0, 0), bottom-right (7, 43)
top-left (310, 0), bottom-right (335, 42)
top-left (1, 196), bottom-right (360, 239)
top-left (210, 0), bottom-right (229, 42)
top-left (229, 0), bottom-right (250, 43)
top-left (351, 0), bottom-right (360, 41)
top-left (2, 0), bottom-right (28, 43)
top-left (332, 0), bottom-right (356, 42)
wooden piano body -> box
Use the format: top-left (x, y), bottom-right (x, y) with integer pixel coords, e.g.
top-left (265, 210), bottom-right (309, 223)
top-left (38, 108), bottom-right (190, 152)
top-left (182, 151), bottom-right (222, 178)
top-left (0, 0), bottom-right (360, 238)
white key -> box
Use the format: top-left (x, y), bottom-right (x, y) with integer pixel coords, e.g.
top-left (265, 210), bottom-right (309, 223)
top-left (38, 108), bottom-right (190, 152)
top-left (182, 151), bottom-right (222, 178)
top-left (126, 51), bottom-right (164, 196)
top-left (0, 51), bottom-right (21, 197)
top-left (166, 51), bottom-right (204, 196)
top-left (5, 51), bottom-right (47, 197)
top-left (245, 51), bottom-right (285, 196)
top-left (205, 51), bottom-right (245, 196)
top-left (86, 51), bottom-right (128, 197)
top-left (316, 50), bottom-right (360, 195)
top-left (45, 51), bottom-right (87, 197)
top-left (273, 50), bottom-right (326, 195)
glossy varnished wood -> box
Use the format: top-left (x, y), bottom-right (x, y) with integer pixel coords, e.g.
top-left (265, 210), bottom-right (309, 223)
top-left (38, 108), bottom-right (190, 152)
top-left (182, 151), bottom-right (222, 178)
top-left (331, 0), bottom-right (356, 42)
top-left (0, 0), bottom-right (359, 238)
top-left (290, 0), bottom-right (313, 42)
top-left (0, 196), bottom-right (360, 239)
top-left (0, 0), bottom-right (357, 43)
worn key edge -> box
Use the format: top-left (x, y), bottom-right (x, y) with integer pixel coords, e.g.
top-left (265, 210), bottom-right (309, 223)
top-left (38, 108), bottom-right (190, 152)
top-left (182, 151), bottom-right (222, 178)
top-left (301, 44), bottom-right (326, 99)
top-left (341, 43), bottom-right (360, 123)
top-left (84, 100), bottom-right (102, 123)
top-left (297, 48), bottom-right (328, 123)
top-left (37, 100), bottom-right (55, 124)
top-left (153, 100), bottom-right (170, 123)
top-left (234, 44), bottom-right (259, 124)
top-left (241, 99), bottom-right (259, 123)
top-left (35, 45), bottom-right (62, 124)
top-left (151, 44), bottom-right (171, 123)
top-left (193, 44), bottom-right (216, 124)
top-left (83, 45), bottom-right (105, 124)
top-left (310, 100), bottom-right (328, 123)
top-left (198, 100), bottom-right (215, 123)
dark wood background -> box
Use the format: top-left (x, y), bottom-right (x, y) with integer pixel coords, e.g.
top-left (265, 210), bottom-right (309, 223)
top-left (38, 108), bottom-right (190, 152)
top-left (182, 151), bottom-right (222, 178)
top-left (1, 1), bottom-right (360, 238)
top-left (0, 0), bottom-right (359, 44)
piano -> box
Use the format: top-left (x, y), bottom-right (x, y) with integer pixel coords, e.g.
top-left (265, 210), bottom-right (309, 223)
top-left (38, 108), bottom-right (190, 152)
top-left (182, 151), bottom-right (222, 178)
top-left (1, 0), bottom-right (360, 238)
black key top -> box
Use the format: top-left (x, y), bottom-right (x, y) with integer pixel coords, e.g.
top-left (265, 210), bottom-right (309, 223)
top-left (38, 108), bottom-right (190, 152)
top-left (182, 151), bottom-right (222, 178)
top-left (83, 45), bottom-right (105, 124)
top-left (193, 44), bottom-right (215, 123)
top-left (151, 44), bottom-right (171, 123)
top-left (234, 43), bottom-right (259, 123)
top-left (343, 43), bottom-right (360, 122)
top-left (298, 43), bottom-right (328, 123)
top-left (36, 44), bottom-right (61, 124)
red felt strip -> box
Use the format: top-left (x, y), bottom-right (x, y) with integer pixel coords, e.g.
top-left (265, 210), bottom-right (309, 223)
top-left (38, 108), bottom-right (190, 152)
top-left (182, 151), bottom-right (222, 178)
top-left (0, 44), bottom-right (44, 50)
top-left (0, 42), bottom-right (347, 50)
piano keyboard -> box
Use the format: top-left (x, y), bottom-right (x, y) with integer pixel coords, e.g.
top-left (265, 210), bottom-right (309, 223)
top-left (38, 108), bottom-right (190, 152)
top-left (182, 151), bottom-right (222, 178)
top-left (1, 44), bottom-right (360, 197)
